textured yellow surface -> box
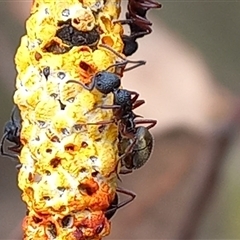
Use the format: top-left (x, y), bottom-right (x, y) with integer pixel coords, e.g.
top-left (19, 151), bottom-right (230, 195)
top-left (14, 0), bottom-right (122, 239)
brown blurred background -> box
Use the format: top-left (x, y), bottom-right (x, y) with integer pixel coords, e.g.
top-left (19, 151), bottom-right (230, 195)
top-left (1, 1), bottom-right (240, 239)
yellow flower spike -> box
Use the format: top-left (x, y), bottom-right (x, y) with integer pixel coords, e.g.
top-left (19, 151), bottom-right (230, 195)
top-left (34, 97), bottom-right (60, 123)
top-left (3, 0), bottom-right (160, 237)
top-left (36, 53), bottom-right (64, 70)
top-left (59, 81), bottom-right (83, 106)
top-left (26, 14), bottom-right (56, 45)
top-left (97, 13), bottom-right (123, 36)
top-left (81, 0), bottom-right (105, 13)
top-left (102, 0), bottom-right (121, 19)
top-left (19, 68), bottom-right (43, 90)
top-left (92, 48), bottom-right (115, 70)
top-left (70, 6), bottom-right (96, 31)
top-left (8, 0), bottom-right (163, 237)
top-left (15, 36), bottom-right (32, 73)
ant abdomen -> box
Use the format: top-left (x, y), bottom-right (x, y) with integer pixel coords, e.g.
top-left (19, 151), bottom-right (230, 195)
top-left (119, 126), bottom-right (154, 171)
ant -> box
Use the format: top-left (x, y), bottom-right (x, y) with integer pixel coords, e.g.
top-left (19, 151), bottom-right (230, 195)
top-left (115, 0), bottom-right (161, 56)
top-left (67, 44), bottom-right (156, 171)
top-left (105, 187), bottom-right (136, 220)
top-left (0, 105), bottom-right (22, 159)
top-left (82, 84), bottom-right (156, 173)
top-left (82, 84), bottom-right (156, 172)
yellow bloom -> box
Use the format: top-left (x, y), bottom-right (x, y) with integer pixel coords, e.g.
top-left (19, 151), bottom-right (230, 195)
top-left (15, 0), bottom-right (122, 239)
top-left (11, 0), bottom-right (160, 238)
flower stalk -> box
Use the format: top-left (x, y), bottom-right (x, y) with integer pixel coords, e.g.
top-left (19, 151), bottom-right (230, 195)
top-left (10, 0), bottom-right (160, 239)
top-left (14, 0), bottom-right (123, 239)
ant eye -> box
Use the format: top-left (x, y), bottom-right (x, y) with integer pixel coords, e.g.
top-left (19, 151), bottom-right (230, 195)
top-left (96, 73), bottom-right (102, 78)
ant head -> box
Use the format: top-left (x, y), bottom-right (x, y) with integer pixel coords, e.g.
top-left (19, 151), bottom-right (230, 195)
top-left (121, 35), bottom-right (138, 56)
top-left (94, 71), bottom-right (121, 94)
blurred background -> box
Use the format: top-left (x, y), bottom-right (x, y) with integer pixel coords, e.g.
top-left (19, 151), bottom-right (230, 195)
top-left (1, 1), bottom-right (240, 239)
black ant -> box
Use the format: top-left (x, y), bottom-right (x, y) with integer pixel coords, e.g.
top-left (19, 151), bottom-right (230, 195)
top-left (115, 0), bottom-right (161, 56)
top-left (83, 87), bottom-right (156, 172)
top-left (82, 86), bottom-right (156, 173)
top-left (0, 105), bottom-right (22, 159)
top-left (67, 43), bottom-right (156, 170)
top-left (105, 187), bottom-right (136, 220)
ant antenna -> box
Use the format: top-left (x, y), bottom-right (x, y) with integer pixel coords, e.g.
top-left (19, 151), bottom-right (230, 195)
top-left (99, 43), bottom-right (146, 72)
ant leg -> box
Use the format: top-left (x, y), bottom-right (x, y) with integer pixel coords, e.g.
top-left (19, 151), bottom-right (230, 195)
top-left (1, 151), bottom-right (18, 159)
top-left (105, 61), bottom-right (128, 72)
top-left (116, 187), bottom-right (136, 209)
top-left (105, 188), bottom-right (136, 218)
top-left (134, 119), bottom-right (157, 130)
top-left (10, 105), bottom-right (18, 122)
top-left (0, 133), bottom-right (18, 159)
top-left (67, 79), bottom-right (95, 91)
top-left (112, 19), bottom-right (133, 25)
top-left (96, 104), bottom-right (121, 110)
top-left (16, 163), bottom-right (22, 171)
top-left (107, 58), bottom-right (145, 73)
top-left (85, 119), bottom-right (115, 126)
top-left (108, 157), bottom-right (123, 182)
top-left (123, 60), bottom-right (146, 72)
top-left (136, 0), bottom-right (162, 9)
top-left (119, 137), bottom-right (137, 159)
top-left (118, 137), bottom-right (137, 173)
top-left (8, 144), bottom-right (22, 153)
top-left (99, 44), bottom-right (146, 71)
top-left (105, 194), bottom-right (119, 220)
top-left (0, 132), bottom-right (16, 158)
top-left (0, 132), bottom-right (8, 154)
top-left (119, 169), bottom-right (133, 174)
top-left (129, 91), bottom-right (140, 104)
top-left (118, 122), bottom-right (136, 139)
top-left (99, 43), bottom-right (128, 62)
top-left (113, 18), bottom-right (152, 32)
top-left (85, 104), bottom-right (121, 115)
top-left (132, 100), bottom-right (145, 110)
